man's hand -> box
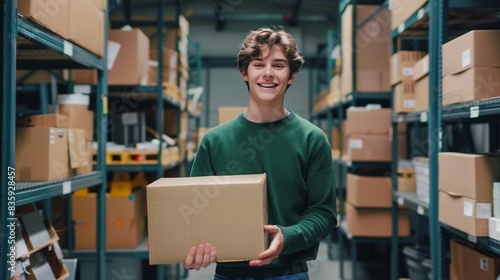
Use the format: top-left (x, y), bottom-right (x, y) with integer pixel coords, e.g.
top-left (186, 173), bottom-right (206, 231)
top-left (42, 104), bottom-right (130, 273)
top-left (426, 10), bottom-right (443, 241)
top-left (184, 243), bottom-right (217, 270)
top-left (249, 225), bottom-right (284, 267)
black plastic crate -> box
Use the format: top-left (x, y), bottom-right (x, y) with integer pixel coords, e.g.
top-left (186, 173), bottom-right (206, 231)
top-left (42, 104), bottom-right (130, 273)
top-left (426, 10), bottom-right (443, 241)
top-left (403, 246), bottom-right (431, 280)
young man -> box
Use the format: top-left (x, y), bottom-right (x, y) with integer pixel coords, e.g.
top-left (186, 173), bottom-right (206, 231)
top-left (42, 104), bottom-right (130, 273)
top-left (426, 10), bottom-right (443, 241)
top-left (184, 27), bottom-right (337, 280)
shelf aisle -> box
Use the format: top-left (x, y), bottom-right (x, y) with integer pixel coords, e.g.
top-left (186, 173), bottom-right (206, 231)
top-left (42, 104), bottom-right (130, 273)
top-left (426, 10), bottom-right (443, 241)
top-left (2, 1), bottom-right (109, 279)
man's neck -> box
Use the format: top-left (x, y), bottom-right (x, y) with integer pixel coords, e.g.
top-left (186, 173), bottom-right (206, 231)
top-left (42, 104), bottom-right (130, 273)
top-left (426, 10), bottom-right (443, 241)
top-left (244, 106), bottom-right (289, 123)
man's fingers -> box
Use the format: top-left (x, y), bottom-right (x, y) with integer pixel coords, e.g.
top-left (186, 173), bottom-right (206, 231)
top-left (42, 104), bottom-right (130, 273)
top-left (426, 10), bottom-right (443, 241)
top-left (202, 244), bottom-right (212, 267)
top-left (210, 246), bottom-right (217, 263)
top-left (194, 244), bottom-right (205, 270)
top-left (184, 247), bottom-right (197, 269)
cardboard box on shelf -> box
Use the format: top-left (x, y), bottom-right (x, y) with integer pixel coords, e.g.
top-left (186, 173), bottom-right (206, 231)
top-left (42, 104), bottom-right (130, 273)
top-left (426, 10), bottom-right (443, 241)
top-left (450, 238), bottom-right (500, 279)
top-left (442, 67), bottom-right (500, 106)
top-left (146, 27), bottom-right (179, 51)
top-left (16, 127), bottom-right (69, 181)
top-left (398, 167), bottom-right (416, 192)
top-left (393, 81), bottom-right (416, 113)
top-left (390, 51), bottom-right (427, 85)
top-left (107, 28), bottom-right (150, 85)
top-left (347, 134), bottom-right (391, 162)
top-left (147, 174), bottom-right (268, 264)
top-left (439, 152), bottom-right (500, 200)
top-left (149, 48), bottom-right (178, 85)
top-left (72, 190), bottom-right (145, 249)
top-left (18, 0), bottom-right (50, 27)
top-left (18, 0), bottom-right (104, 57)
top-left (218, 106), bottom-right (247, 125)
top-left (17, 114), bottom-right (68, 128)
top-left (345, 107), bottom-right (391, 136)
top-left (413, 55), bottom-right (430, 111)
top-left (345, 202), bottom-right (410, 237)
top-left (442, 30), bottom-right (500, 77)
top-left (390, 0), bottom-right (428, 30)
top-left (68, 129), bottom-right (91, 170)
top-left (59, 107), bottom-right (94, 141)
top-left (68, 0), bottom-right (104, 57)
top-left (439, 191), bottom-right (492, 237)
top-left (346, 174), bottom-right (392, 208)
top-left (341, 5), bottom-right (391, 97)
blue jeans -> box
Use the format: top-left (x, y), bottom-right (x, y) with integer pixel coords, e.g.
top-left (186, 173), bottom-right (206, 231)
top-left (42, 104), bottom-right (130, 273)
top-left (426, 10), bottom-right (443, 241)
top-left (214, 272), bottom-right (309, 280)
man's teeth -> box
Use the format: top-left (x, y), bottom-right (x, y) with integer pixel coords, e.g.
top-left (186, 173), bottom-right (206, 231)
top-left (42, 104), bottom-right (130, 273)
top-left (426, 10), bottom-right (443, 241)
top-left (260, 84), bottom-right (276, 88)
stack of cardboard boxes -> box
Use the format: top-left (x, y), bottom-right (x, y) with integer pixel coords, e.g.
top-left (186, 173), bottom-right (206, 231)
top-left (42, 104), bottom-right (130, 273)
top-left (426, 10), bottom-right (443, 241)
top-left (438, 152), bottom-right (500, 237)
top-left (345, 107), bottom-right (392, 162)
top-left (391, 51), bottom-right (427, 113)
top-left (15, 93), bottom-right (94, 181)
top-left (441, 30), bottom-right (500, 105)
top-left (340, 5), bottom-right (391, 98)
top-left (343, 106), bottom-right (411, 236)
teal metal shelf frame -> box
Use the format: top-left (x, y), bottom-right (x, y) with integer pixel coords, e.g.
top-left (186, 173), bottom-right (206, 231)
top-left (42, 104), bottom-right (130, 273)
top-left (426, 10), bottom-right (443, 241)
top-left (1, 1), bottom-right (109, 279)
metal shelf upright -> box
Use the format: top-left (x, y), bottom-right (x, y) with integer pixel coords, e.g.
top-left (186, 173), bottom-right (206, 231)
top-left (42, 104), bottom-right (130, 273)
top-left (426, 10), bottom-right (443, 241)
top-left (1, 1), bottom-right (109, 279)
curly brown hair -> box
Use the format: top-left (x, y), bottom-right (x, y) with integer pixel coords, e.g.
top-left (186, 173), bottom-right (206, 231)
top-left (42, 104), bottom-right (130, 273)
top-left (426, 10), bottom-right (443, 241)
top-left (237, 27), bottom-right (305, 78)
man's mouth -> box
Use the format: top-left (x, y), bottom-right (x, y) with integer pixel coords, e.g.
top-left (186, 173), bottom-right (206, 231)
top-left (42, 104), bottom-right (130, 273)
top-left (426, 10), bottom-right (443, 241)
top-left (258, 83), bottom-right (278, 88)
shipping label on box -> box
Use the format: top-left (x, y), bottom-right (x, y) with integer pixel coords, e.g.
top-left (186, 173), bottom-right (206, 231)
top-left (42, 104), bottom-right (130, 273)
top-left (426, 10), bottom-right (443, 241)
top-left (347, 135), bottom-right (391, 162)
top-left (147, 174), bottom-right (268, 264)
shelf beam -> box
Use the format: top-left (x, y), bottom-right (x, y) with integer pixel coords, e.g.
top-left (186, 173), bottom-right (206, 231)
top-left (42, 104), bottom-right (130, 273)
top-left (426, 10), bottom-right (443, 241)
top-left (17, 16), bottom-right (105, 70)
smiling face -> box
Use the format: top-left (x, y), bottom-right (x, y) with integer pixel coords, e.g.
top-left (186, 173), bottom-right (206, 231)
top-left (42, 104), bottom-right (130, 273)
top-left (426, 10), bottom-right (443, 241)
top-left (242, 45), bottom-right (296, 106)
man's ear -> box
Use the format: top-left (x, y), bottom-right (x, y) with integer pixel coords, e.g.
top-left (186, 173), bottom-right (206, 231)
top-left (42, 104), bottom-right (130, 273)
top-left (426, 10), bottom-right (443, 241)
top-left (242, 71), bottom-right (249, 81)
top-left (288, 73), bottom-right (296, 84)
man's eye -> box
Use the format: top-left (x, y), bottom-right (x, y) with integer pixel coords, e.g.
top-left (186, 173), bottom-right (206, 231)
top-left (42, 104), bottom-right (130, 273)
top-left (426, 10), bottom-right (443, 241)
top-left (274, 64), bottom-right (285, 69)
top-left (253, 63), bottom-right (263, 67)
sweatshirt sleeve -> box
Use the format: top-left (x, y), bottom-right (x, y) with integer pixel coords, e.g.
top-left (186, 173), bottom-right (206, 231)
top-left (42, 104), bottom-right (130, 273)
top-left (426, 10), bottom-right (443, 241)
top-left (190, 137), bottom-right (215, 177)
top-left (279, 141), bottom-right (337, 254)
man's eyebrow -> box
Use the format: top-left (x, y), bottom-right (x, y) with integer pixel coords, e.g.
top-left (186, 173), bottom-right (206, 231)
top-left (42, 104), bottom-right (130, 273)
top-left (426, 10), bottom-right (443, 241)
top-left (273, 59), bottom-right (288, 63)
top-left (251, 58), bottom-right (288, 63)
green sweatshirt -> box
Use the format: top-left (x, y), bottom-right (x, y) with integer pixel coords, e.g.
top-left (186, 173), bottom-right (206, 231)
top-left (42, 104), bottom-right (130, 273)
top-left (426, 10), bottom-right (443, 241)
top-left (190, 112), bottom-right (337, 277)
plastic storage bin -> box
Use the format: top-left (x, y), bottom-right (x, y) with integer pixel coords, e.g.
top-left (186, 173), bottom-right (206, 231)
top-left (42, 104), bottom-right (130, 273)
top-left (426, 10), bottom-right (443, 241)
top-left (403, 246), bottom-right (431, 280)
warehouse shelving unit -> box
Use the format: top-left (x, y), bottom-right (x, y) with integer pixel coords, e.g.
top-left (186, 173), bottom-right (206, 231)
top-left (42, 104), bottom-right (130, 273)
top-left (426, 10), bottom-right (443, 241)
top-left (79, 1), bottom-right (200, 279)
top-left (106, 0), bottom-right (182, 180)
top-left (1, 1), bottom-right (109, 279)
top-left (389, 1), bottom-right (500, 280)
top-left (310, 1), bottom-right (403, 279)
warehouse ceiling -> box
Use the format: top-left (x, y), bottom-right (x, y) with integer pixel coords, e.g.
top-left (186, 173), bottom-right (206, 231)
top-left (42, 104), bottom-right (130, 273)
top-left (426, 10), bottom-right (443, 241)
top-left (110, 0), bottom-right (339, 30)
